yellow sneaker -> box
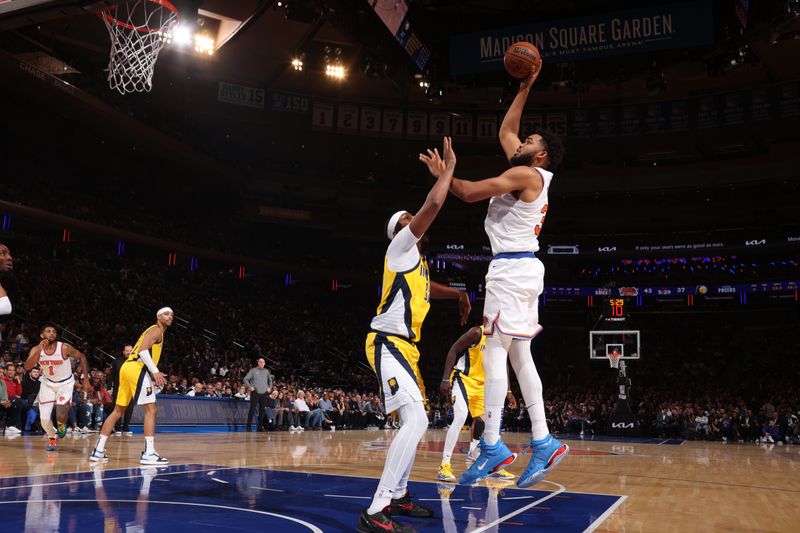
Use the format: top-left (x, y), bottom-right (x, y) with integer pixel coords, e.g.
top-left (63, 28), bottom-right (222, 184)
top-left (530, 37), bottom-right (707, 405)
top-left (491, 468), bottom-right (516, 480)
top-left (436, 462), bottom-right (456, 481)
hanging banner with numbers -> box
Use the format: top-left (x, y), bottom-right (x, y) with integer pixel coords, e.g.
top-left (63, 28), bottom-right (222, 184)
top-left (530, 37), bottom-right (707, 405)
top-left (406, 112), bottom-right (428, 139)
top-left (520, 114), bottom-right (544, 139)
top-left (337, 104), bottom-right (359, 134)
top-left (429, 113), bottom-right (451, 138)
top-left (545, 113), bottom-right (568, 138)
top-left (451, 114), bottom-right (473, 141)
top-left (476, 115), bottom-right (498, 143)
top-left (382, 109), bottom-right (404, 138)
top-left (311, 102), bottom-right (335, 132)
top-left (360, 107), bottom-right (381, 136)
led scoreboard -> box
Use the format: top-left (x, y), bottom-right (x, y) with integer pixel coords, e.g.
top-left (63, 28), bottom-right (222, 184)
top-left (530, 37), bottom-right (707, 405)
top-left (604, 297), bottom-right (629, 323)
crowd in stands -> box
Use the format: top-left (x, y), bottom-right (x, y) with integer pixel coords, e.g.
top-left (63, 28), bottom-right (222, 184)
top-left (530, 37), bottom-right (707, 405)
top-left (1, 232), bottom-right (799, 446)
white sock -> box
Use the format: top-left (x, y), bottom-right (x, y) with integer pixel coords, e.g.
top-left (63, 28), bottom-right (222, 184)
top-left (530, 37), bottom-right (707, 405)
top-left (509, 338), bottom-right (549, 440)
top-left (442, 388), bottom-right (468, 464)
top-left (470, 439), bottom-right (480, 451)
top-left (39, 403), bottom-right (56, 438)
top-left (367, 401), bottom-right (427, 515)
top-left (483, 333), bottom-right (511, 445)
top-left (96, 435), bottom-right (108, 453)
top-left (145, 436), bottom-right (155, 454)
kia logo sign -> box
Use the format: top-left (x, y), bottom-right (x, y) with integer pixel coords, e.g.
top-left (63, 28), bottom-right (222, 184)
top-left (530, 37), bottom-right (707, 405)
top-left (598, 246), bottom-right (617, 252)
top-left (611, 422), bottom-right (635, 429)
top-left (745, 239), bottom-right (766, 246)
top-left (446, 244), bottom-right (464, 250)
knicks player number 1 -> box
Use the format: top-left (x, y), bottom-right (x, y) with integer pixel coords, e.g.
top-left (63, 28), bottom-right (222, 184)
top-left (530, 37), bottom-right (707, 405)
top-left (534, 204), bottom-right (548, 236)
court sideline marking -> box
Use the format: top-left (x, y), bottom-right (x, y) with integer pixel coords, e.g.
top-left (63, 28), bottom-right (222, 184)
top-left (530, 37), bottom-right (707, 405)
top-left (471, 480), bottom-right (566, 533)
top-left (583, 495), bottom-right (627, 533)
top-left (0, 499), bottom-right (324, 533)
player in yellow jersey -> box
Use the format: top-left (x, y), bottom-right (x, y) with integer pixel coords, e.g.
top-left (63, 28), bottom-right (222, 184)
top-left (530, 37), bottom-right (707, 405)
top-left (359, 138), bottom-right (471, 533)
top-left (436, 326), bottom-right (514, 482)
top-left (90, 307), bottom-right (173, 464)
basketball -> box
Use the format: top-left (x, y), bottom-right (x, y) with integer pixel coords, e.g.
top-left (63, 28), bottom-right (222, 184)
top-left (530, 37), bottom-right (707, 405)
top-left (504, 41), bottom-right (541, 79)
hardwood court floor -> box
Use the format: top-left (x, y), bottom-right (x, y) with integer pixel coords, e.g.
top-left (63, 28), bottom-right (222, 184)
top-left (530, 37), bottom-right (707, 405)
top-left (1, 428), bottom-right (798, 532)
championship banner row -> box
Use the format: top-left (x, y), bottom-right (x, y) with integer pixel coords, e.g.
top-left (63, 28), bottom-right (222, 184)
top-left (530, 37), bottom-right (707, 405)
top-left (218, 81), bottom-right (800, 141)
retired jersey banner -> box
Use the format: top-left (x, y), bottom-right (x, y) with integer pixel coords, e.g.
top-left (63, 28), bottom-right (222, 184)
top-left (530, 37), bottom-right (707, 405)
top-left (449, 1), bottom-right (714, 75)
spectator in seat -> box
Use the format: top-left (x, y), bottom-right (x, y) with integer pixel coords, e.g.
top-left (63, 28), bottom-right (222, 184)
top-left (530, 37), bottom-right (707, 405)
top-left (22, 366), bottom-right (41, 433)
top-left (294, 390), bottom-right (311, 430)
top-left (1, 363), bottom-right (24, 434)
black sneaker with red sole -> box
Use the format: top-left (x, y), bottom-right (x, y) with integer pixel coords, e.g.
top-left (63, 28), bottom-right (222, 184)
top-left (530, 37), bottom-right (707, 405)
top-left (357, 507), bottom-right (415, 533)
top-left (388, 492), bottom-right (435, 518)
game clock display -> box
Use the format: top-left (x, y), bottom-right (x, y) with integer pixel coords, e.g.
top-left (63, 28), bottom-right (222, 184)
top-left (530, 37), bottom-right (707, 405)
top-left (605, 298), bottom-right (628, 322)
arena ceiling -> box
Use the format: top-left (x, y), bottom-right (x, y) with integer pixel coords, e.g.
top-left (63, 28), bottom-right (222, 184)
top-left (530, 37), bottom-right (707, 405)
top-left (1, 0), bottom-right (798, 108)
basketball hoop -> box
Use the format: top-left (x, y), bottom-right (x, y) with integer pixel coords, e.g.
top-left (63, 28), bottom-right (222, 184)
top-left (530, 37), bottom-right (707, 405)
top-left (607, 351), bottom-right (621, 369)
top-left (98, 0), bottom-right (179, 94)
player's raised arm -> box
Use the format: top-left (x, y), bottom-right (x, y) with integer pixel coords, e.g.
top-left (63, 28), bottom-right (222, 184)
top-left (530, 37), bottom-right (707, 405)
top-left (409, 137), bottom-right (456, 239)
top-left (440, 326), bottom-right (482, 396)
top-left (63, 343), bottom-right (91, 389)
top-left (499, 66), bottom-right (541, 162)
top-left (449, 166), bottom-right (543, 204)
top-left (24, 343), bottom-right (44, 371)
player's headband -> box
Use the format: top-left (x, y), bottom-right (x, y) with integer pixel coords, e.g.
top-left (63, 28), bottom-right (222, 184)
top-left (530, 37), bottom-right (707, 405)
top-left (156, 307), bottom-right (173, 317)
top-left (386, 210), bottom-right (408, 240)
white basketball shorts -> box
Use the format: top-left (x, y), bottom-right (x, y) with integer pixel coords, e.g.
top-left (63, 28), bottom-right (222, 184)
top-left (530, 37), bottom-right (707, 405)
top-left (37, 376), bottom-right (75, 406)
top-left (483, 256), bottom-right (545, 339)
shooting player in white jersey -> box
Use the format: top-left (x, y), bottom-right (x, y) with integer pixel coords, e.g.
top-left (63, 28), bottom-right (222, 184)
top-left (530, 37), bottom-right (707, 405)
top-left (420, 65), bottom-right (568, 488)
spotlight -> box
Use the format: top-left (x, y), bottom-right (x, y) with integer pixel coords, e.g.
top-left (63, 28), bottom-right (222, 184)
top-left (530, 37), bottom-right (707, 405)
top-left (193, 33), bottom-right (215, 55)
top-left (325, 64), bottom-right (346, 79)
top-left (291, 57), bottom-right (304, 71)
top-left (168, 24), bottom-right (193, 47)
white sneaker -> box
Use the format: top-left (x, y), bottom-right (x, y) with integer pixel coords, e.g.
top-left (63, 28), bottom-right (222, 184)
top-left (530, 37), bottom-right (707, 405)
top-left (89, 449), bottom-right (109, 462)
top-left (124, 431), bottom-right (133, 437)
top-left (5, 426), bottom-right (22, 435)
top-left (114, 431), bottom-right (122, 437)
top-left (299, 426), bottom-right (305, 432)
top-left (140, 452), bottom-right (169, 465)
top-left (80, 426), bottom-right (92, 433)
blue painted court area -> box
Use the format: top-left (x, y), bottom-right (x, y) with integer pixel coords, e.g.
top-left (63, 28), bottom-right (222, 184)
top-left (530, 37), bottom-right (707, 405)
top-left (558, 434), bottom-right (685, 445)
top-left (0, 464), bottom-right (624, 532)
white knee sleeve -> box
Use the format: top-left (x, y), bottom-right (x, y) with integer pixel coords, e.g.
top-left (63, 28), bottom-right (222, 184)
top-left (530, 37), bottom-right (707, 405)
top-left (483, 333), bottom-right (511, 445)
top-left (509, 338), bottom-right (549, 440)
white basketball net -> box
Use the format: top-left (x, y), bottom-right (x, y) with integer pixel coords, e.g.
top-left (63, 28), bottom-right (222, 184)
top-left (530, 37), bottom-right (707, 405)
top-left (607, 352), bottom-right (621, 369)
top-left (100, 0), bottom-right (178, 94)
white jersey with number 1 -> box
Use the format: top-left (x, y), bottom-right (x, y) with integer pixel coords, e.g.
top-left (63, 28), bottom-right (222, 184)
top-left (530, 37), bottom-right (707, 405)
top-left (37, 342), bottom-right (75, 406)
top-left (482, 166), bottom-right (553, 339)
top-left (39, 342), bottom-right (72, 381)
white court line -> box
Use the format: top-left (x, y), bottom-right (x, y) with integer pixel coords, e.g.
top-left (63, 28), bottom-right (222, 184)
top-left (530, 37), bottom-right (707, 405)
top-left (250, 487), bottom-right (285, 493)
top-left (324, 494), bottom-right (370, 499)
top-left (462, 506), bottom-right (482, 510)
top-left (210, 478), bottom-right (229, 484)
top-left (501, 495), bottom-right (534, 500)
top-left (419, 498), bottom-right (464, 502)
top-left (470, 481), bottom-right (566, 533)
top-left (583, 495), bottom-right (627, 533)
top-left (658, 439), bottom-right (669, 445)
top-left (206, 471), bottom-right (216, 476)
top-left (0, 465), bottom-right (243, 492)
top-left (0, 499), bottom-right (323, 533)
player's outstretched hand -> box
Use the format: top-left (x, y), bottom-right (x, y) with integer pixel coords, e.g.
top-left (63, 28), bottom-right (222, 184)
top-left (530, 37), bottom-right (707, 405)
top-left (419, 146), bottom-right (446, 178)
top-left (439, 380), bottom-right (451, 398)
top-left (457, 291), bottom-right (471, 325)
top-left (442, 136), bottom-right (456, 170)
top-left (519, 64), bottom-right (541, 93)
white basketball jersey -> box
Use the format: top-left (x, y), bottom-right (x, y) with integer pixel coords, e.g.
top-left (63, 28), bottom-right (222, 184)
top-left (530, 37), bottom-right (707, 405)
top-left (39, 342), bottom-right (72, 381)
top-left (484, 167), bottom-right (553, 255)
